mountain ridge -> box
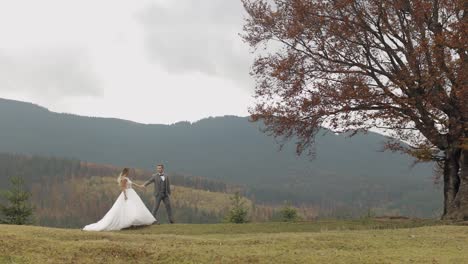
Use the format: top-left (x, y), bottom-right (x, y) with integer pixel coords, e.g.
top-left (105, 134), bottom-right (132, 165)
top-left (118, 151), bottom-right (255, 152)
top-left (0, 98), bottom-right (440, 217)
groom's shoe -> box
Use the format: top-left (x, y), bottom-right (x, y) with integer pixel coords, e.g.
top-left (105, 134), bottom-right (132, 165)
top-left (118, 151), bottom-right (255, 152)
top-left (152, 220), bottom-right (160, 225)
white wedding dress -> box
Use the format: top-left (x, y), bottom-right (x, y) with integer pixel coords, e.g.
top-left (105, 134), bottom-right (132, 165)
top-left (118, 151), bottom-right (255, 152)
top-left (83, 177), bottom-right (156, 231)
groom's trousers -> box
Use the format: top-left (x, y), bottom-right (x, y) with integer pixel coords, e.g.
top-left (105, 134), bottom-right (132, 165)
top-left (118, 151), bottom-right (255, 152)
top-left (152, 195), bottom-right (174, 223)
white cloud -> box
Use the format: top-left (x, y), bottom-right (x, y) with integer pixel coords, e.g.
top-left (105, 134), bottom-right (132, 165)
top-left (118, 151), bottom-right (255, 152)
top-left (0, 48), bottom-right (101, 99)
top-left (138, 0), bottom-right (254, 90)
top-left (0, 0), bottom-right (254, 124)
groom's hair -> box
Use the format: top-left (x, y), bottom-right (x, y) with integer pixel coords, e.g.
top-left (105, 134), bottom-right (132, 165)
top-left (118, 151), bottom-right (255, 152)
top-left (157, 164), bottom-right (164, 169)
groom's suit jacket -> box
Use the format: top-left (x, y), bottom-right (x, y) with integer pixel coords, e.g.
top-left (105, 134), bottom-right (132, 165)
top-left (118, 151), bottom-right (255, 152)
top-left (144, 173), bottom-right (171, 197)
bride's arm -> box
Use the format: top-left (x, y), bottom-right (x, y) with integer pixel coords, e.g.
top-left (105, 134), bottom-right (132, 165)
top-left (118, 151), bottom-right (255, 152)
top-left (133, 183), bottom-right (144, 190)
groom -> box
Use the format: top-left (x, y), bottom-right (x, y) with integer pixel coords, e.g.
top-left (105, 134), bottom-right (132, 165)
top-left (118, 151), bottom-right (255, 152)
top-left (143, 164), bottom-right (174, 224)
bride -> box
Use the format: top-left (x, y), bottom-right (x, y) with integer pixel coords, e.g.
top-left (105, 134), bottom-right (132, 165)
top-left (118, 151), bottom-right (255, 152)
top-left (83, 168), bottom-right (156, 231)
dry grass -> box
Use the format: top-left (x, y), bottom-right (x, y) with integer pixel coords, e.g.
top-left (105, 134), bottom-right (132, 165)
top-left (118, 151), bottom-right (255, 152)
top-left (0, 219), bottom-right (466, 263)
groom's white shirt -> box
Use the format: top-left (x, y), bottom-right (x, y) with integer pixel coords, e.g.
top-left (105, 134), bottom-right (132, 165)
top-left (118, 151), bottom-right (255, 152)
top-left (161, 175), bottom-right (165, 181)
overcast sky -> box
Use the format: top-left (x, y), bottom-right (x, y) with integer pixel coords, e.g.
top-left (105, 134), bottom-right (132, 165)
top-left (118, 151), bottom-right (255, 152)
top-left (0, 0), bottom-right (255, 124)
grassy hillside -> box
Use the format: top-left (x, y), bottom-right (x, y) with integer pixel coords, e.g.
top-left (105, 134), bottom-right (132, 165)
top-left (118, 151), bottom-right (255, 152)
top-left (0, 153), bottom-right (262, 227)
top-left (32, 176), bottom-right (255, 227)
top-left (0, 220), bottom-right (466, 263)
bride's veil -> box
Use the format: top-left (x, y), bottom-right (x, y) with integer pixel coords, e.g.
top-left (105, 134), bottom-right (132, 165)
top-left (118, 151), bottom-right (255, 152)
top-left (117, 172), bottom-right (123, 184)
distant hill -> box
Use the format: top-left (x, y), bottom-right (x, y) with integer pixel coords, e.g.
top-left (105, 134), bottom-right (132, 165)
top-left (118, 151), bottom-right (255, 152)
top-left (0, 98), bottom-right (441, 217)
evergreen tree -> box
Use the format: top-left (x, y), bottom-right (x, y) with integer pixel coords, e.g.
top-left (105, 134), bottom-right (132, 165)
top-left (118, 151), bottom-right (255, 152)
top-left (0, 176), bottom-right (34, 225)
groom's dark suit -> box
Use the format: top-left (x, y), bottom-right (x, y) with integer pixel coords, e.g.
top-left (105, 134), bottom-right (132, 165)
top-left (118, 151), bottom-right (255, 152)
top-left (144, 173), bottom-right (174, 223)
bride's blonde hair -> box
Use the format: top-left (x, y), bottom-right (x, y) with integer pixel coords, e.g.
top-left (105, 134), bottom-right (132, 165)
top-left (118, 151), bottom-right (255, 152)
top-left (117, 168), bottom-right (130, 184)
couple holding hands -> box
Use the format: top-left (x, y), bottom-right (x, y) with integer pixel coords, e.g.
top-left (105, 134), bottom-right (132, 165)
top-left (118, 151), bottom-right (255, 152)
top-left (83, 164), bottom-right (174, 231)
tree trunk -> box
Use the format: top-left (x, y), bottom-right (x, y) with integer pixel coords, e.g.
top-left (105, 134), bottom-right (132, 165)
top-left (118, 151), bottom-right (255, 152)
top-left (442, 148), bottom-right (468, 220)
top-left (441, 148), bottom-right (460, 219)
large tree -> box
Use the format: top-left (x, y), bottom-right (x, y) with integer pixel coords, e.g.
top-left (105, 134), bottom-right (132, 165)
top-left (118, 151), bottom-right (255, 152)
top-left (242, 0), bottom-right (467, 219)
